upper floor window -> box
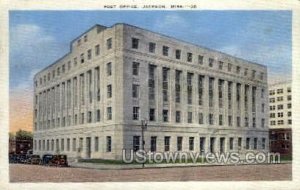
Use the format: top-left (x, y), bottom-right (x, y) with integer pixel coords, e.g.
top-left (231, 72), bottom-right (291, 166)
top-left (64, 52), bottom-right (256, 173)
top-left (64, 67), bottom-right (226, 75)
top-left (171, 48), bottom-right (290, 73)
top-left (260, 72), bottom-right (264, 80)
top-left (80, 53), bottom-right (84, 63)
top-left (198, 55), bottom-right (203, 64)
top-left (175, 49), bottom-right (181, 59)
top-left (218, 61), bottom-right (223, 70)
top-left (236, 66), bottom-right (241, 74)
top-left (132, 62), bottom-right (139, 76)
top-left (84, 35), bottom-right (88, 42)
top-left (162, 46), bottom-right (169, 56)
top-left (187, 52), bottom-right (193, 62)
top-left (149, 42), bottom-right (156, 53)
top-left (107, 107), bottom-right (112, 120)
top-left (77, 39), bottom-right (81, 46)
top-left (106, 38), bottom-right (112, 50)
top-left (107, 62), bottom-right (112, 76)
top-left (133, 107), bottom-right (140, 120)
top-left (107, 85), bottom-right (112, 98)
top-left (132, 38), bottom-right (139, 49)
top-left (87, 49), bottom-right (92, 60)
top-left (277, 89), bottom-right (284, 94)
top-left (95, 44), bottom-right (100, 56)
top-left (252, 70), bottom-right (256, 79)
top-left (244, 68), bottom-right (248, 76)
top-left (209, 58), bottom-right (214, 67)
top-left (228, 63), bottom-right (232, 72)
top-left (287, 87), bottom-right (291, 93)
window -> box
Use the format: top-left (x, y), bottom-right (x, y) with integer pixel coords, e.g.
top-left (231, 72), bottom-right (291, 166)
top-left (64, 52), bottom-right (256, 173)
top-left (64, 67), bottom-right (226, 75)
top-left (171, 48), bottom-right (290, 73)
top-left (261, 118), bottom-right (265, 128)
top-left (277, 104), bottom-right (284, 110)
top-left (87, 49), bottom-right (92, 60)
top-left (77, 39), bottom-right (81, 46)
top-left (245, 117), bottom-right (249, 127)
top-left (87, 111), bottom-right (92, 123)
top-left (253, 117), bottom-right (256, 128)
top-left (106, 38), bottom-right (112, 49)
top-left (131, 38), bottom-right (139, 49)
top-left (95, 137), bottom-right (99, 152)
top-left (277, 112), bottom-right (284, 117)
top-left (175, 49), bottom-right (181, 59)
top-left (277, 96), bottom-right (283, 101)
top-left (162, 46), bottom-right (169, 56)
top-left (288, 111), bottom-right (292, 117)
top-left (199, 113), bottom-right (204, 124)
top-left (149, 42), bottom-right (156, 53)
top-left (287, 95), bottom-right (292, 101)
top-left (72, 138), bottom-right (76, 151)
top-left (80, 113), bottom-right (84, 124)
top-left (132, 62), bottom-right (139, 76)
top-left (175, 70), bottom-right (181, 103)
top-left (187, 72), bottom-right (193, 104)
top-left (228, 63), bottom-right (232, 72)
top-left (238, 137), bottom-right (242, 150)
top-left (200, 137), bottom-right (205, 154)
top-left (80, 53), bottom-right (84, 63)
top-left (163, 110), bottom-right (168, 122)
top-left (261, 89), bottom-right (265, 98)
top-left (198, 55), bottom-right (204, 64)
top-left (176, 111), bottom-right (181, 123)
top-left (229, 138), bottom-right (234, 150)
top-left (96, 109), bottom-right (100, 122)
top-left (270, 105), bottom-right (276, 110)
top-left (62, 64), bottom-right (65, 73)
top-left (107, 85), bottom-right (112, 98)
top-left (277, 88), bottom-right (284, 94)
top-left (288, 119), bottom-right (292, 124)
top-left (270, 98), bottom-right (275, 103)
top-left (133, 136), bottom-right (140, 152)
top-left (253, 138), bottom-right (257, 149)
top-left (236, 66), bottom-right (240, 74)
top-left (209, 113), bottom-right (214, 125)
top-left (164, 136), bottom-right (170, 151)
top-left (106, 62), bottom-right (112, 76)
top-left (287, 87), bottom-right (291, 93)
top-left (208, 58), bottom-right (214, 67)
top-left (84, 35), bottom-right (88, 42)
top-left (189, 137), bottom-right (194, 151)
top-left (107, 107), bottom-right (112, 120)
top-left (133, 107), bottom-right (139, 120)
top-left (150, 136), bottom-right (157, 152)
top-left (149, 109), bottom-right (155, 121)
top-left (162, 68), bottom-right (169, 102)
top-left (261, 103), bottom-right (265, 113)
top-left (95, 44), bottom-right (100, 56)
top-left (61, 139), bottom-right (64, 151)
top-left (246, 138), bottom-right (250, 149)
top-left (188, 112), bottom-right (193, 123)
top-left (218, 61), bottom-right (223, 70)
top-left (132, 84), bottom-right (139, 98)
top-left (287, 103), bottom-right (292, 109)
top-left (187, 52), bottom-right (193, 62)
top-left (228, 115), bottom-right (233, 126)
top-left (177, 137), bottom-right (183, 151)
top-left (262, 138), bottom-right (266, 149)
top-left (237, 116), bottom-right (241, 127)
top-left (106, 136), bottom-right (111, 152)
top-left (219, 115), bottom-right (223, 126)
top-left (244, 68), bottom-right (248, 76)
top-left (277, 120), bottom-right (284, 125)
top-left (74, 57), bottom-right (77, 67)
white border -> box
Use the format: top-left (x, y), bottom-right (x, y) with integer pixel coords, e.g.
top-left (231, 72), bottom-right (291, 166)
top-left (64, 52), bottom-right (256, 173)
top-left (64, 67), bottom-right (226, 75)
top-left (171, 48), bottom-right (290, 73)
top-left (1, 0), bottom-right (299, 189)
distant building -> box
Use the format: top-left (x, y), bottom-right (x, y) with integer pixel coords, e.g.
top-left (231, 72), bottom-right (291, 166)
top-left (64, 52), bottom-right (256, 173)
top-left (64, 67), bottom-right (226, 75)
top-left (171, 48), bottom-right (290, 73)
top-left (268, 81), bottom-right (292, 156)
top-left (9, 137), bottom-right (33, 155)
top-left (33, 23), bottom-right (269, 160)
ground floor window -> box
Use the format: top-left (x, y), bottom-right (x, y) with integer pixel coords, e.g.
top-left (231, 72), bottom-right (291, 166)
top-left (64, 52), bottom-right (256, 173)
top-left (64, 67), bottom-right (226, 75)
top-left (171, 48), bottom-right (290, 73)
top-left (106, 136), bottom-right (112, 152)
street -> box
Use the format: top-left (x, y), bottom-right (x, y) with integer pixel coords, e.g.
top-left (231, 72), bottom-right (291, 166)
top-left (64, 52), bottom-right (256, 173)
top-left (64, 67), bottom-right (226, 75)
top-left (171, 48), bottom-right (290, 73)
top-left (10, 163), bottom-right (292, 182)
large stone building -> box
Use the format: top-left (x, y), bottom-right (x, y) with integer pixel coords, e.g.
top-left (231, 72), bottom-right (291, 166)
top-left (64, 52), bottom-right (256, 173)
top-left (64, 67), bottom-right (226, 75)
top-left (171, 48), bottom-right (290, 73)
top-left (268, 81), bottom-right (292, 156)
top-left (33, 23), bottom-right (269, 160)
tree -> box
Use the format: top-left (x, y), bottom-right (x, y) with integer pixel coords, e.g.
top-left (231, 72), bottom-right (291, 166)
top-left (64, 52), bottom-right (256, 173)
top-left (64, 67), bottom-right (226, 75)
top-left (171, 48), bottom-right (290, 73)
top-left (15, 130), bottom-right (33, 139)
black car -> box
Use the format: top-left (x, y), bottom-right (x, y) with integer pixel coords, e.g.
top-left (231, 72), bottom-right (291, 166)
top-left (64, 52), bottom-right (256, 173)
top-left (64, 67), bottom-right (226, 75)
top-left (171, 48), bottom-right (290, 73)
top-left (42, 154), bottom-right (54, 166)
top-left (49, 155), bottom-right (68, 167)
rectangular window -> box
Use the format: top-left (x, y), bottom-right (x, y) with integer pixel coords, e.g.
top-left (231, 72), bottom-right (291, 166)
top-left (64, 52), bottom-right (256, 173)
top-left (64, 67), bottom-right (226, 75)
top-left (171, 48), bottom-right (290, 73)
top-left (209, 78), bottom-right (214, 107)
top-left (107, 62), bottom-right (112, 76)
top-left (200, 137), bottom-right (205, 154)
top-left (187, 52), bottom-right (193, 62)
top-left (163, 110), bottom-right (169, 122)
top-left (162, 46), bottom-right (169, 56)
top-left (162, 68), bottom-right (169, 102)
top-left (209, 113), bottom-right (214, 125)
top-left (253, 138), bottom-right (257, 149)
top-left (253, 117), bottom-right (256, 128)
top-left (107, 107), bottom-right (112, 120)
top-left (228, 63), bottom-right (232, 72)
top-left (219, 115), bottom-right (223, 126)
top-left (133, 107), bottom-right (140, 120)
top-left (187, 73), bottom-right (193, 104)
top-left (106, 38), bottom-right (112, 49)
top-left (133, 136), bottom-right (140, 152)
top-left (218, 61), bottom-right (223, 70)
top-left (87, 111), bottom-right (92, 123)
top-left (189, 137), bottom-right (194, 151)
top-left (61, 139), bottom-right (64, 151)
top-left (132, 62), bottom-right (139, 76)
top-left (262, 138), bottom-right (266, 149)
top-left (261, 118), bottom-right (265, 128)
top-left (95, 137), bottom-right (99, 152)
top-left (96, 109), bottom-right (100, 122)
top-left (72, 138), bottom-right (76, 151)
top-left (149, 42), bottom-right (156, 53)
top-left (229, 138), bottom-right (234, 150)
top-left (188, 112), bottom-right (193, 123)
top-left (149, 108), bottom-right (155, 121)
top-left (87, 49), bottom-right (92, 60)
top-left (245, 117), bottom-right (249, 127)
top-left (198, 55), bottom-right (204, 64)
top-left (132, 84), bottom-right (139, 98)
top-left (199, 113), bottom-right (204, 124)
top-left (106, 136), bottom-right (111, 152)
top-left (148, 65), bottom-right (156, 100)
top-left (131, 38), bottom-right (139, 49)
top-left (164, 136), bottom-right (170, 151)
top-left (150, 136), bottom-right (157, 152)
top-left (246, 138), bottom-right (250, 149)
top-left (198, 75), bottom-right (204, 105)
top-left (176, 111), bottom-right (181, 123)
top-left (228, 115), bottom-right (232, 126)
top-left (237, 116), bottom-right (241, 127)
top-left (209, 58), bottom-right (214, 67)
top-left (175, 49), bottom-right (181, 59)
top-left (107, 85), bottom-right (112, 98)
top-left (177, 136), bottom-right (183, 151)
top-left (175, 70), bottom-right (181, 103)
top-left (81, 113), bottom-right (84, 124)
top-left (80, 53), bottom-right (84, 63)
top-left (95, 44), bottom-right (100, 56)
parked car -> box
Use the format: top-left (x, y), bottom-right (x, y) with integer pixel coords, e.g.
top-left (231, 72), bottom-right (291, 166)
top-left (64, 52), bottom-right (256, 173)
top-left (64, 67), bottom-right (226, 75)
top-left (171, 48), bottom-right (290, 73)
top-left (42, 154), bottom-right (54, 166)
top-left (30, 155), bottom-right (41, 165)
top-left (49, 155), bottom-right (68, 167)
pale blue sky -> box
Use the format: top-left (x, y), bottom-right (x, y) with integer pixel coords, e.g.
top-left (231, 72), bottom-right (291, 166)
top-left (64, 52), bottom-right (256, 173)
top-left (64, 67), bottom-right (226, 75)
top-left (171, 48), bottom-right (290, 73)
top-left (9, 11), bottom-right (291, 92)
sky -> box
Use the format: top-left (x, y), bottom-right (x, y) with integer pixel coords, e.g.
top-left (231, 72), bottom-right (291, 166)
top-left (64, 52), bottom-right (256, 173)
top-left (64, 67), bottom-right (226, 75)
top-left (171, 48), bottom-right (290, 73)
top-left (9, 11), bottom-right (292, 132)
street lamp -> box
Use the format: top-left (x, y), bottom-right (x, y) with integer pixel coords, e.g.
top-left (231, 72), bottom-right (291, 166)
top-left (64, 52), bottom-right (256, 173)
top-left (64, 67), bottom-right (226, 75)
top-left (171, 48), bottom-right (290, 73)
top-left (141, 119), bottom-right (148, 168)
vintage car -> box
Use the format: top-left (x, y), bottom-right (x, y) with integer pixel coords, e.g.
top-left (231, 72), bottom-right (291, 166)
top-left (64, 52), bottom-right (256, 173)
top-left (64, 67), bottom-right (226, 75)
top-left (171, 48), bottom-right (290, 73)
top-left (30, 155), bottom-right (41, 165)
top-left (41, 154), bottom-right (54, 166)
top-left (49, 155), bottom-right (68, 167)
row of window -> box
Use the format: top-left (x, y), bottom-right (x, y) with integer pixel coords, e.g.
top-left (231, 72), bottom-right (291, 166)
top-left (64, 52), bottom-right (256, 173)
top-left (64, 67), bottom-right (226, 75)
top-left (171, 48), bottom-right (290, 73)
top-left (131, 38), bottom-right (264, 81)
top-left (34, 136), bottom-right (112, 153)
top-left (270, 112), bottom-right (292, 118)
top-left (269, 103), bottom-right (292, 111)
top-left (269, 87), bottom-right (291, 95)
top-left (270, 119), bottom-right (292, 125)
top-left (269, 95), bottom-right (291, 103)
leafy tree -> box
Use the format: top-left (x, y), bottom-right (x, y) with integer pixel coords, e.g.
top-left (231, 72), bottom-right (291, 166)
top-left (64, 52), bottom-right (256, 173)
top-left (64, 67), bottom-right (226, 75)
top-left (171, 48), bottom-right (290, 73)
top-left (15, 130), bottom-right (33, 139)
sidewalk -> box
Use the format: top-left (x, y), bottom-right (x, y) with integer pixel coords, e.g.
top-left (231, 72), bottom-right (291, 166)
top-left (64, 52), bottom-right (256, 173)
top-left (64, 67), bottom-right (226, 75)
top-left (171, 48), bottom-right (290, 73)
top-left (69, 160), bottom-right (292, 170)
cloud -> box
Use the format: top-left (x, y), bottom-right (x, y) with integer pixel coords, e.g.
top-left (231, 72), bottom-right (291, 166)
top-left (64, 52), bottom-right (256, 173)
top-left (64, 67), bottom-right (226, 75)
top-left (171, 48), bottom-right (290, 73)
top-left (154, 14), bottom-right (188, 31)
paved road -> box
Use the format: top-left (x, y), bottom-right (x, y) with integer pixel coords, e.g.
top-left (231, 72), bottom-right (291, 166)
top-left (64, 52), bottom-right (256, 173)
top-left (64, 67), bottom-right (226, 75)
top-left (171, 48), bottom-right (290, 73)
top-left (10, 163), bottom-right (291, 182)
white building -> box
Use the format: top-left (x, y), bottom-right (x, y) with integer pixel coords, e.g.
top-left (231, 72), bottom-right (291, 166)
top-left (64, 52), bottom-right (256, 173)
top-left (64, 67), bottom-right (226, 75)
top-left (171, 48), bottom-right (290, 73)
top-left (33, 23), bottom-right (269, 160)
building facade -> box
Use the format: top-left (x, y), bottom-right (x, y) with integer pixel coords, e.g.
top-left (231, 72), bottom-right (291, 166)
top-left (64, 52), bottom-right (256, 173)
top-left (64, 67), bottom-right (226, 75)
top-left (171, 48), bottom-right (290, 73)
top-left (33, 23), bottom-right (269, 160)
top-left (268, 81), bottom-right (292, 156)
